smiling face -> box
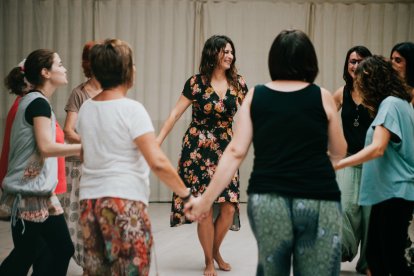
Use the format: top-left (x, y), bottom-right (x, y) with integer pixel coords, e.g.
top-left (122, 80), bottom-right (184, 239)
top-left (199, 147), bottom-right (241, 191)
top-left (347, 51), bottom-right (363, 80)
top-left (217, 43), bottom-right (234, 71)
top-left (391, 50), bottom-right (407, 80)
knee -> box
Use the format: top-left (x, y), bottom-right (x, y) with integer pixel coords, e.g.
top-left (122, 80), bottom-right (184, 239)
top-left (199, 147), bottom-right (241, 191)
top-left (220, 203), bottom-right (235, 217)
top-left (59, 240), bottom-right (75, 260)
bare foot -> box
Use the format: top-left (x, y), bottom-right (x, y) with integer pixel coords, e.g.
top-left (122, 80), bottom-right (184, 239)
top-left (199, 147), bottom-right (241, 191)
top-left (204, 262), bottom-right (217, 276)
top-left (214, 252), bottom-right (231, 271)
top-left (366, 268), bottom-right (372, 276)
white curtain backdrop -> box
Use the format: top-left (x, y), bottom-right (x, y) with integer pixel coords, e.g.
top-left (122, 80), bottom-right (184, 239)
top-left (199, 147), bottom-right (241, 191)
top-left (92, 0), bottom-right (197, 201)
top-left (1, 0), bottom-right (414, 201)
top-left (313, 2), bottom-right (414, 92)
top-left (200, 1), bottom-right (310, 201)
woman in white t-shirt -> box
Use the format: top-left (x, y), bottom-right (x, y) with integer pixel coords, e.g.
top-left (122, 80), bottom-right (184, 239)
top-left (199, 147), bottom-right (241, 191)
top-left (77, 39), bottom-right (192, 276)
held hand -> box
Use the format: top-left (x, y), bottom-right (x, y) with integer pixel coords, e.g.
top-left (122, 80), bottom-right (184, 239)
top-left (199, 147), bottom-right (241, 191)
top-left (155, 136), bottom-right (163, 146)
top-left (184, 196), bottom-right (211, 222)
top-left (333, 159), bottom-right (343, 170)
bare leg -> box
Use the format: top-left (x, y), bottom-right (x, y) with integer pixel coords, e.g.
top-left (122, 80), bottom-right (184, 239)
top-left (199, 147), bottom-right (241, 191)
top-left (213, 202), bottom-right (235, 271)
top-left (197, 208), bottom-right (217, 276)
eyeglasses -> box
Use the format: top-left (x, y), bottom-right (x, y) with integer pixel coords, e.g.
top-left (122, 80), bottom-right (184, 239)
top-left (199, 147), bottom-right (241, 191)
top-left (349, 59), bottom-right (363, 65)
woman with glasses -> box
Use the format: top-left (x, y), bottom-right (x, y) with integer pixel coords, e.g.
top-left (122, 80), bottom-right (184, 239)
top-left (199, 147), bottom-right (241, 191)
top-left (332, 46), bottom-right (372, 274)
top-left (335, 55), bottom-right (414, 276)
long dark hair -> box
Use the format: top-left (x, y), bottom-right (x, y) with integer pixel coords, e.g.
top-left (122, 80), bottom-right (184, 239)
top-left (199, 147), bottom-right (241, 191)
top-left (391, 42), bottom-right (414, 87)
top-left (343, 46), bottom-right (372, 90)
top-left (199, 35), bottom-right (239, 89)
top-left (24, 49), bottom-right (55, 86)
top-left (355, 55), bottom-right (412, 117)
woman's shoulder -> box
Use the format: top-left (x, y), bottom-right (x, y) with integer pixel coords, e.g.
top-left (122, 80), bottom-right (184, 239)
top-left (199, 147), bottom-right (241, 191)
top-left (71, 82), bottom-right (87, 94)
top-left (121, 98), bottom-right (149, 113)
top-left (333, 85), bottom-right (345, 96)
top-left (381, 96), bottom-right (411, 110)
top-left (184, 74), bottom-right (204, 87)
top-left (67, 82), bottom-right (89, 103)
top-left (187, 73), bottom-right (202, 82)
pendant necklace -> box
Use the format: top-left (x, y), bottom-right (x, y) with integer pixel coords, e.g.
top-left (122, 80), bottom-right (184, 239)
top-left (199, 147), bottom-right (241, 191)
top-left (353, 105), bottom-right (360, 127)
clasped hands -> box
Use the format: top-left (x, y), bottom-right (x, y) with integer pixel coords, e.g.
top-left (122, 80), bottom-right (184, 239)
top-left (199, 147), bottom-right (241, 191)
top-left (183, 196), bottom-right (211, 222)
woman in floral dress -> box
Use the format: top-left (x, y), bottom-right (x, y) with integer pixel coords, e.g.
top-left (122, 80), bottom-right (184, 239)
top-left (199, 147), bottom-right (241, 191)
top-left (157, 35), bottom-right (248, 276)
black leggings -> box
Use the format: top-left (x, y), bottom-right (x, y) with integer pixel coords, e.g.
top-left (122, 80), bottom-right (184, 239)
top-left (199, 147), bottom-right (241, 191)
top-left (367, 198), bottom-right (414, 276)
top-left (0, 214), bottom-right (74, 276)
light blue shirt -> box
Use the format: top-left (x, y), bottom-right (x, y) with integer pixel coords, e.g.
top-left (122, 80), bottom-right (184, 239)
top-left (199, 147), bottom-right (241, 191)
top-left (359, 96), bottom-right (414, 206)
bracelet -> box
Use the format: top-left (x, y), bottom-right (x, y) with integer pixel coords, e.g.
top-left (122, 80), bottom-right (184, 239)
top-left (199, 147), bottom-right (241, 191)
top-left (180, 190), bottom-right (192, 203)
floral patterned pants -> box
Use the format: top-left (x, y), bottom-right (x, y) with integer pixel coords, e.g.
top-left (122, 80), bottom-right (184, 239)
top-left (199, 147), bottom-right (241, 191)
top-left (247, 193), bottom-right (342, 276)
top-left (80, 198), bottom-right (153, 276)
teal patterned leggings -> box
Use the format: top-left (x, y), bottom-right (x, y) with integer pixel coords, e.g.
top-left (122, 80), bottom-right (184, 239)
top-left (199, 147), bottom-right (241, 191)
top-left (247, 194), bottom-right (342, 276)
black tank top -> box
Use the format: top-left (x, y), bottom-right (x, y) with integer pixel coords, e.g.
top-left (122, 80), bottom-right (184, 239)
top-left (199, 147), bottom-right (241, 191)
top-left (341, 85), bottom-right (373, 154)
top-left (248, 84), bottom-right (340, 201)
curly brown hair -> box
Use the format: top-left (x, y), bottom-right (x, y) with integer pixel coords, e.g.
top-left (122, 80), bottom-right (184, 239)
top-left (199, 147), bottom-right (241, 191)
top-left (355, 55), bottom-right (412, 117)
top-left (199, 35), bottom-right (239, 89)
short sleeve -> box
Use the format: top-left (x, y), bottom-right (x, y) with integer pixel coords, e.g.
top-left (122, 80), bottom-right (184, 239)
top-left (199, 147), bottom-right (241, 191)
top-left (181, 75), bottom-right (197, 100)
top-left (129, 103), bottom-right (155, 140)
top-left (65, 86), bottom-right (86, 113)
top-left (25, 98), bottom-right (52, 125)
top-left (371, 98), bottom-right (402, 140)
top-left (236, 75), bottom-right (249, 106)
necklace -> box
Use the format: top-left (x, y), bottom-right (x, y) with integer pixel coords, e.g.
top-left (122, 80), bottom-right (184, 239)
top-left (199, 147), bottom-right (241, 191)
top-left (353, 105), bottom-right (360, 127)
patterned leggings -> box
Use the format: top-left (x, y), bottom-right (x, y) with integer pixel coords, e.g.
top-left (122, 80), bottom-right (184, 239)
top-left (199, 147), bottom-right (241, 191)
top-left (247, 194), bottom-right (342, 276)
top-left (80, 198), bottom-right (153, 276)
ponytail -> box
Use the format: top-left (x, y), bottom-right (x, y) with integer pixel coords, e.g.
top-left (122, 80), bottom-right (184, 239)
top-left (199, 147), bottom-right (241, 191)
top-left (4, 67), bottom-right (27, 96)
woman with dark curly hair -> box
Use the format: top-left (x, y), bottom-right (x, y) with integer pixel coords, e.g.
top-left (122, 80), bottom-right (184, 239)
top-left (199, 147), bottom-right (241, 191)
top-left (336, 55), bottom-right (414, 275)
top-left (157, 35), bottom-right (248, 276)
top-left (332, 46), bottom-right (372, 274)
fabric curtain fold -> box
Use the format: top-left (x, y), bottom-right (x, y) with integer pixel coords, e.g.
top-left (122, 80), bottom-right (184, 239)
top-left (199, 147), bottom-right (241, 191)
top-left (1, 0), bottom-right (413, 201)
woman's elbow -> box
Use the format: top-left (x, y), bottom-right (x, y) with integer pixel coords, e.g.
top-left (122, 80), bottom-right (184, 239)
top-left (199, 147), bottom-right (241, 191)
top-left (373, 146), bottom-right (386, 158)
top-left (38, 147), bottom-right (53, 158)
top-left (148, 156), bottom-right (170, 174)
top-left (228, 145), bottom-right (247, 161)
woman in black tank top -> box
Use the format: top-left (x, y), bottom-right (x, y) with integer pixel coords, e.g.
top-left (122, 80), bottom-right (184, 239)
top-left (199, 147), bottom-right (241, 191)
top-left (186, 30), bottom-right (347, 275)
top-left (332, 46), bottom-right (372, 275)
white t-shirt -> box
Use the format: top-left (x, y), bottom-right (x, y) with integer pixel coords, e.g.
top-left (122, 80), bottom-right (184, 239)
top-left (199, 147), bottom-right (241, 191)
top-left (77, 98), bottom-right (154, 205)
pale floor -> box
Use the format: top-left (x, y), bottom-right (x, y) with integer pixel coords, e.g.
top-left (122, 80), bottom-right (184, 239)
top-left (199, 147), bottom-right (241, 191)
top-left (0, 203), bottom-right (364, 276)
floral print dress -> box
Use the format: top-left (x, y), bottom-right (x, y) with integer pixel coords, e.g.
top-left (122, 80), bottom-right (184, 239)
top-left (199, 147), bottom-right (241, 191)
top-left (170, 74), bottom-right (248, 230)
